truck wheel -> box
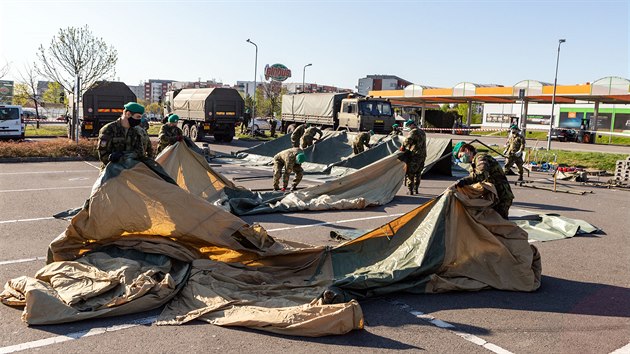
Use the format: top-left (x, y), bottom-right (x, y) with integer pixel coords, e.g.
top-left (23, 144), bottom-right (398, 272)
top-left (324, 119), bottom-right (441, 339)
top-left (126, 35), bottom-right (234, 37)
top-left (286, 124), bottom-right (296, 134)
top-left (182, 124), bottom-right (191, 138)
top-left (190, 124), bottom-right (199, 142)
top-left (223, 134), bottom-right (234, 143)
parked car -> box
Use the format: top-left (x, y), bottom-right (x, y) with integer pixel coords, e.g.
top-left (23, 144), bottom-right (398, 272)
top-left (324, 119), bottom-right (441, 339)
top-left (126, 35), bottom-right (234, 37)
top-left (548, 128), bottom-right (578, 142)
top-left (248, 117), bottom-right (281, 132)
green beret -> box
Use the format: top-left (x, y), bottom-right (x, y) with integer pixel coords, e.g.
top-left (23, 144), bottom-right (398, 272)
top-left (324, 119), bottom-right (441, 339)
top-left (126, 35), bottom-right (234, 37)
top-left (453, 141), bottom-right (465, 157)
top-left (124, 102), bottom-right (145, 114)
top-left (510, 124), bottom-right (519, 130)
top-left (405, 119), bottom-right (416, 126)
top-left (369, 130), bottom-right (374, 135)
top-left (296, 152), bottom-right (306, 164)
top-left (168, 114), bottom-right (179, 123)
top-left (392, 123), bottom-right (399, 128)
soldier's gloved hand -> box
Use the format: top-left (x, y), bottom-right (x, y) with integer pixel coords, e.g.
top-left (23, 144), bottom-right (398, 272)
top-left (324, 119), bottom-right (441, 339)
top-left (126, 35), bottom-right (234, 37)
top-left (109, 152), bottom-right (123, 163)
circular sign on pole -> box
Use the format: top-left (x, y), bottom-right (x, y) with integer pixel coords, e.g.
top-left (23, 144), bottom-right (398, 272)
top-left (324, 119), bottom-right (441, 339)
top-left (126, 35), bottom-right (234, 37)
top-left (264, 64), bottom-right (292, 82)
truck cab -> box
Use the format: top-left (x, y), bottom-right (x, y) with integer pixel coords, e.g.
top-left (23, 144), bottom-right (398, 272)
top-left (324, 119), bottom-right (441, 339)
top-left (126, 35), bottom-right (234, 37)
top-left (338, 97), bottom-right (394, 133)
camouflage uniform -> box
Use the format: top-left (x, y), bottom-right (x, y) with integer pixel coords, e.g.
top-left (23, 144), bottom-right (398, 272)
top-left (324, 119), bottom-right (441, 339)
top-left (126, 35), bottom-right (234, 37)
top-left (97, 118), bottom-right (153, 169)
top-left (273, 147), bottom-right (304, 190)
top-left (353, 132), bottom-right (371, 154)
top-left (291, 124), bottom-right (306, 147)
top-left (389, 128), bottom-right (402, 137)
top-left (268, 119), bottom-right (277, 137)
top-left (156, 124), bottom-right (183, 154)
top-left (300, 126), bottom-right (322, 149)
top-left (402, 127), bottom-right (427, 194)
top-left (459, 153), bottom-right (514, 219)
top-left (504, 133), bottom-right (526, 179)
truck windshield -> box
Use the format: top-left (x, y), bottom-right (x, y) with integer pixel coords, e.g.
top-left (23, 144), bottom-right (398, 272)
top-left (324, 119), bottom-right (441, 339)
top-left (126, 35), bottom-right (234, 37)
top-left (359, 101), bottom-right (393, 116)
top-left (0, 107), bottom-right (19, 120)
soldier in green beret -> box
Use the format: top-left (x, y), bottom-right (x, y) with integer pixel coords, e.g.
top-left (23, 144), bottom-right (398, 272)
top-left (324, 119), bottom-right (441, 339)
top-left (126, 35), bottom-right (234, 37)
top-left (453, 143), bottom-right (514, 219)
top-left (157, 114), bottom-right (183, 154)
top-left (353, 130), bottom-right (373, 154)
top-left (97, 102), bottom-right (153, 169)
top-left (399, 120), bottom-right (427, 195)
top-left (273, 148), bottom-right (305, 192)
top-left (503, 125), bottom-right (526, 181)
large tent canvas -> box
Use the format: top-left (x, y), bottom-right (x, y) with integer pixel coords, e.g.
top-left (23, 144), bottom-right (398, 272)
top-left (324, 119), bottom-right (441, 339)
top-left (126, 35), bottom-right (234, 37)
top-left (2, 159), bottom-right (542, 336)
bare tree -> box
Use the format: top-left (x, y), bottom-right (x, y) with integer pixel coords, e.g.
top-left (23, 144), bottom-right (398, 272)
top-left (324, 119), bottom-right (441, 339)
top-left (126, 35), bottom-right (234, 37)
top-left (37, 25), bottom-right (117, 139)
top-left (18, 63), bottom-right (42, 125)
top-left (37, 25), bottom-right (117, 94)
top-left (0, 61), bottom-right (9, 79)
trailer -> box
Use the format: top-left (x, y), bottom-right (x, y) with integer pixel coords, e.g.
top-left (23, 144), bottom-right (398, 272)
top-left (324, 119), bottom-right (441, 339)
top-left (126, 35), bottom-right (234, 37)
top-left (281, 93), bottom-right (395, 134)
top-left (166, 88), bottom-right (243, 142)
top-left (68, 81), bottom-right (136, 138)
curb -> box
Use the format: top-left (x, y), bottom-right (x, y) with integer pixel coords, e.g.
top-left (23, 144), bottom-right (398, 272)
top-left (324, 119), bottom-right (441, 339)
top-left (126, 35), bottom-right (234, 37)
top-left (0, 156), bottom-right (97, 163)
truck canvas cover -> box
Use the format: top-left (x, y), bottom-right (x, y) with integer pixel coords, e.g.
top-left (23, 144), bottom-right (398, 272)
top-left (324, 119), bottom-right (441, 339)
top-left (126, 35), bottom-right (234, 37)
top-left (282, 93), bottom-right (341, 119)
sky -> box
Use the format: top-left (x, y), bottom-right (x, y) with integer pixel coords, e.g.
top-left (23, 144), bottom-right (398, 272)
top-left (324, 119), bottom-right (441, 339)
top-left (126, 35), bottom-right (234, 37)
top-left (0, 0), bottom-right (628, 90)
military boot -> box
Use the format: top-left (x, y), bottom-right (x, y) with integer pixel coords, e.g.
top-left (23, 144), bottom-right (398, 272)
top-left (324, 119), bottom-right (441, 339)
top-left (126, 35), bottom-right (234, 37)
top-left (517, 174), bottom-right (524, 182)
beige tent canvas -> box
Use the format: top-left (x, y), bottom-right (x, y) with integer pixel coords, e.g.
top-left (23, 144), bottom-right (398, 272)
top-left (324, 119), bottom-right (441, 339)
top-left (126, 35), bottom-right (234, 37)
top-left (2, 159), bottom-right (541, 336)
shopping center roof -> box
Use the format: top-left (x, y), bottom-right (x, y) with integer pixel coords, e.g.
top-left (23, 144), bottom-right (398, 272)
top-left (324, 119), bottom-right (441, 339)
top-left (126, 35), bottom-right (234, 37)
top-left (369, 76), bottom-right (630, 105)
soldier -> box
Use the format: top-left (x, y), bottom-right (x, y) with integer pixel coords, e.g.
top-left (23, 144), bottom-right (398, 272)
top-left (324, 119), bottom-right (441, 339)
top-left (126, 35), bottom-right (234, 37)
top-left (241, 109), bottom-right (251, 134)
top-left (399, 120), bottom-right (427, 195)
top-left (273, 147), bottom-right (306, 192)
top-left (156, 114), bottom-right (183, 154)
top-left (389, 123), bottom-right (402, 137)
top-left (300, 125), bottom-right (322, 149)
top-left (268, 117), bottom-right (278, 137)
top-left (291, 123), bottom-right (306, 148)
top-left (453, 143), bottom-right (514, 219)
top-left (353, 130), bottom-right (373, 154)
top-left (97, 102), bottom-right (153, 169)
top-left (504, 124), bottom-right (526, 181)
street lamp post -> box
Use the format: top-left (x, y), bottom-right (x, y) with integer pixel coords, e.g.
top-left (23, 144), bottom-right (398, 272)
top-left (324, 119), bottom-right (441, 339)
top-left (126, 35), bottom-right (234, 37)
top-left (302, 63), bottom-right (312, 93)
top-left (547, 39), bottom-right (566, 151)
top-left (246, 39), bottom-right (258, 119)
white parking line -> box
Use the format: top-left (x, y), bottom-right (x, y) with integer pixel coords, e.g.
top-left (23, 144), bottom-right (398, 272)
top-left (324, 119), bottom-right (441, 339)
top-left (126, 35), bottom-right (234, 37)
top-left (0, 316), bottom-right (157, 354)
top-left (0, 170), bottom-right (96, 175)
top-left (0, 217), bottom-right (55, 224)
top-left (83, 161), bottom-right (100, 170)
top-left (388, 300), bottom-right (514, 354)
top-left (611, 342), bottom-right (630, 354)
top-left (0, 256), bottom-right (46, 265)
top-left (0, 186), bottom-right (91, 193)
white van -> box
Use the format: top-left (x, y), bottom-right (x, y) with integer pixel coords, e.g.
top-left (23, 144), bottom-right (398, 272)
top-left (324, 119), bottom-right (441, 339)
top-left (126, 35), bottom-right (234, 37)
top-left (0, 105), bottom-right (25, 139)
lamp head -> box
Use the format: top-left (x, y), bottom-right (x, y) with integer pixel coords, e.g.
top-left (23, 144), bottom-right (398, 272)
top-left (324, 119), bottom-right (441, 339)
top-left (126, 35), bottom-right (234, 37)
top-left (246, 38), bottom-right (251, 43)
top-left (559, 39), bottom-right (566, 43)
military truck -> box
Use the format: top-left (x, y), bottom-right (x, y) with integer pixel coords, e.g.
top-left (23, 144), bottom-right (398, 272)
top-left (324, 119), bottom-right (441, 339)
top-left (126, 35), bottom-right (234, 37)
top-left (280, 93), bottom-right (395, 134)
top-left (68, 81), bottom-right (136, 138)
top-left (163, 88), bottom-right (243, 142)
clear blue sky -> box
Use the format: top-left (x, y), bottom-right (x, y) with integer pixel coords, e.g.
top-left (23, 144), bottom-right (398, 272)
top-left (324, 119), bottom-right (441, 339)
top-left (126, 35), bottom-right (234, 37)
top-left (1, 0), bottom-right (628, 90)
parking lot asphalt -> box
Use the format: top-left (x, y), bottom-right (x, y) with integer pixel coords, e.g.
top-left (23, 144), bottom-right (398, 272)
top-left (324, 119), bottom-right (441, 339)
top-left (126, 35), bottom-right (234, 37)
top-left (0, 139), bottom-right (629, 354)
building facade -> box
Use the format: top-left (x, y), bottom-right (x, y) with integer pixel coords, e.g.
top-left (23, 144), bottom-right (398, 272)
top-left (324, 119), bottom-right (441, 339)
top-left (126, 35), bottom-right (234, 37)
top-left (358, 75), bottom-right (413, 96)
top-left (483, 103), bottom-right (630, 132)
top-left (144, 79), bottom-right (174, 102)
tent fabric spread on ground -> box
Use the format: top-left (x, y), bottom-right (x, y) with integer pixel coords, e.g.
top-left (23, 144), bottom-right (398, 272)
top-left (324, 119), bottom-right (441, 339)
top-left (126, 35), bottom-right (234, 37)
top-left (157, 141), bottom-right (406, 215)
top-left (233, 131), bottom-right (452, 177)
top-left (1, 158), bottom-right (542, 336)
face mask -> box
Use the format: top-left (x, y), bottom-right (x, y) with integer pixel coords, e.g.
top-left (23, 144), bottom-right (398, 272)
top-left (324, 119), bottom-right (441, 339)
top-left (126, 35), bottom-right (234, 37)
top-left (460, 153), bottom-right (471, 164)
top-left (128, 117), bottom-right (141, 127)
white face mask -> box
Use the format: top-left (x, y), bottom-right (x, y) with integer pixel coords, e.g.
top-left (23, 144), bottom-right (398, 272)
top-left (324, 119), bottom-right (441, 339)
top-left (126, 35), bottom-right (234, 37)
top-left (460, 153), bottom-right (472, 163)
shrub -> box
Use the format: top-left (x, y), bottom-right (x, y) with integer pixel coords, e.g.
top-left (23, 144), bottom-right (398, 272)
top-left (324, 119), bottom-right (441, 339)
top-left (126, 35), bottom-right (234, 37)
top-left (0, 138), bottom-right (98, 159)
